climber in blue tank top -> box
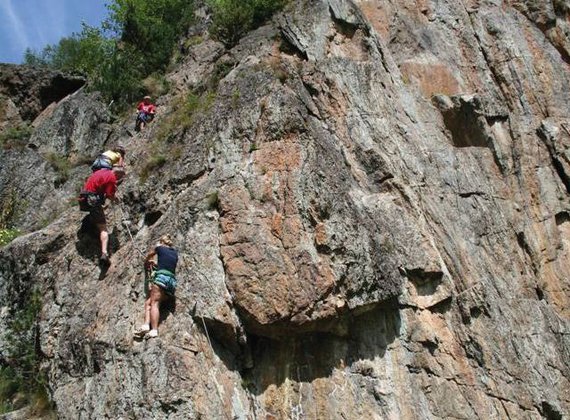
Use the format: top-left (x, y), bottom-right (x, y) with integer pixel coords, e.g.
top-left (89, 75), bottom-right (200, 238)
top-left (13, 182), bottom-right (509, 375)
top-left (155, 244), bottom-right (178, 275)
top-left (134, 234), bottom-right (178, 339)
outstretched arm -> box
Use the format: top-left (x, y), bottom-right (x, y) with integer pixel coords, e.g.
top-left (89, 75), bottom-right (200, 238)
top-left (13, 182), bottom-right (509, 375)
top-left (145, 249), bottom-right (156, 264)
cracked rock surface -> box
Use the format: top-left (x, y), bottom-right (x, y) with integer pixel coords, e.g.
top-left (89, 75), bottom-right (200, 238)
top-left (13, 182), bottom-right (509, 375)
top-left (1, 0), bottom-right (569, 418)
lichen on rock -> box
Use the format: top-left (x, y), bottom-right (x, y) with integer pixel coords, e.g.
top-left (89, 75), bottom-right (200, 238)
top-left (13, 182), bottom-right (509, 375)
top-left (0, 0), bottom-right (570, 418)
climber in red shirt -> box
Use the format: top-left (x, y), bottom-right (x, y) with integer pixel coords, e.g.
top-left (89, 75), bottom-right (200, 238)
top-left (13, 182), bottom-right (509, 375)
top-left (135, 95), bottom-right (156, 132)
top-left (79, 167), bottom-right (125, 265)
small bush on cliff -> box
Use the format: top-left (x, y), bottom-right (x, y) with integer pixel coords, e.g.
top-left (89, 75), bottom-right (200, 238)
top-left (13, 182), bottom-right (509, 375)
top-left (156, 90), bottom-right (216, 142)
top-left (0, 187), bottom-right (26, 246)
top-left (140, 154), bottom-right (167, 182)
top-left (45, 152), bottom-right (71, 186)
top-left (0, 125), bottom-right (33, 150)
top-left (141, 73), bottom-right (171, 98)
top-left (206, 191), bottom-right (219, 210)
top-left (0, 290), bottom-right (50, 415)
top-left (208, 0), bottom-right (287, 47)
top-left (0, 229), bottom-right (20, 247)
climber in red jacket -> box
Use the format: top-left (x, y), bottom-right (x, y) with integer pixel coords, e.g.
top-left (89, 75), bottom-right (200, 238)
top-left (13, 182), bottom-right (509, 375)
top-left (135, 95), bottom-right (156, 132)
top-left (79, 167), bottom-right (125, 265)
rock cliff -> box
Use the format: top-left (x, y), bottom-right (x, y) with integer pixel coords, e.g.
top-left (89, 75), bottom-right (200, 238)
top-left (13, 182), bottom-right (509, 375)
top-left (1, 0), bottom-right (569, 418)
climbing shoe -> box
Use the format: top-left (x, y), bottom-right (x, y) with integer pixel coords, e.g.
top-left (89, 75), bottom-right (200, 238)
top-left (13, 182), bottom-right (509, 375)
top-left (133, 324), bottom-right (150, 337)
top-left (99, 253), bottom-right (111, 266)
top-left (145, 329), bottom-right (158, 339)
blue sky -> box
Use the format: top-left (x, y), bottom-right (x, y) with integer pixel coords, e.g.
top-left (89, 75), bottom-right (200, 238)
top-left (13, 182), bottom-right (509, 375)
top-left (0, 0), bottom-right (109, 64)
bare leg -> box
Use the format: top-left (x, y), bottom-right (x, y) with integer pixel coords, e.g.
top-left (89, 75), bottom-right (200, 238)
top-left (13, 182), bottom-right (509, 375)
top-left (97, 223), bottom-right (109, 255)
top-left (144, 296), bottom-right (151, 326)
top-left (149, 284), bottom-right (166, 330)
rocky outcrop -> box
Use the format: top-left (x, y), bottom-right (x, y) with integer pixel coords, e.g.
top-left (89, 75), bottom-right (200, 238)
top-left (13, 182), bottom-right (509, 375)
top-left (0, 64), bottom-right (85, 126)
top-left (1, 0), bottom-right (570, 419)
top-left (0, 90), bottom-right (113, 230)
top-left (0, 65), bottom-right (92, 231)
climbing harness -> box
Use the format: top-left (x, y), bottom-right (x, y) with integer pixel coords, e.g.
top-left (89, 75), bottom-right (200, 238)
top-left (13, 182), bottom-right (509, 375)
top-left (119, 209), bottom-right (217, 355)
top-left (78, 191), bottom-right (104, 212)
top-left (117, 203), bottom-right (228, 415)
top-left (118, 205), bottom-right (218, 351)
top-left (135, 111), bottom-right (154, 132)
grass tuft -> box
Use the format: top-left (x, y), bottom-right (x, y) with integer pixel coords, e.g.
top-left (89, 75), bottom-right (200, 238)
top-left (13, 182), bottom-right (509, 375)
top-left (45, 153), bottom-right (71, 186)
top-left (0, 126), bottom-right (33, 150)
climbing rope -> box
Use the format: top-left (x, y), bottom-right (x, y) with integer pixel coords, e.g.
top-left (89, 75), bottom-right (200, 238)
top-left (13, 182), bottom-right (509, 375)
top-left (176, 253), bottom-right (228, 417)
top-left (177, 254), bottom-right (223, 362)
top-left (197, 299), bottom-right (215, 355)
top-left (176, 253), bottom-right (217, 355)
top-left (117, 204), bottom-right (145, 258)
top-left (117, 205), bottom-right (218, 355)
top-left (117, 208), bottom-right (230, 415)
top-left (170, 254), bottom-right (229, 412)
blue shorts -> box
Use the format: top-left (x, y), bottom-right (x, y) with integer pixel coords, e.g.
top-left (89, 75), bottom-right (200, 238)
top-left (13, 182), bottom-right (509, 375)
top-left (138, 112), bottom-right (154, 123)
top-left (152, 273), bottom-right (176, 295)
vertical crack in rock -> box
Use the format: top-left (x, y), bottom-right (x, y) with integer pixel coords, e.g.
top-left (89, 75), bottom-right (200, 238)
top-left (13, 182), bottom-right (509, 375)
top-left (537, 120), bottom-right (570, 194)
top-left (510, 0), bottom-right (570, 66)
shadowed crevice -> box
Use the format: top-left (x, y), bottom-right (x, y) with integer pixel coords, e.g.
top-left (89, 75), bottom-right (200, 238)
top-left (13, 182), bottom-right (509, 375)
top-left (537, 122), bottom-right (570, 194)
top-left (144, 211), bottom-right (163, 226)
top-left (405, 268), bottom-right (444, 297)
top-left (540, 401), bottom-right (563, 420)
top-left (279, 36), bottom-right (309, 61)
top-left (241, 302), bottom-right (401, 394)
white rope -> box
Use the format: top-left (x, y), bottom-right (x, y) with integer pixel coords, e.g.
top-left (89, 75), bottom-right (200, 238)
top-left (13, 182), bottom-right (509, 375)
top-left (118, 207), bottom-right (227, 412)
top-left (117, 204), bottom-right (145, 258)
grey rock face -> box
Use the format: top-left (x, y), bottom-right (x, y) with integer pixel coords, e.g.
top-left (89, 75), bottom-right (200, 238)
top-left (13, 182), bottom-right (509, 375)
top-left (1, 0), bottom-right (570, 419)
top-left (0, 64), bottom-right (85, 123)
top-left (0, 90), bottom-right (113, 231)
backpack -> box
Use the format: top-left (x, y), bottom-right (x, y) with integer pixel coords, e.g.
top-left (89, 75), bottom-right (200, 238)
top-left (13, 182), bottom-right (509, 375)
top-left (91, 155), bottom-right (113, 172)
top-left (78, 191), bottom-right (104, 211)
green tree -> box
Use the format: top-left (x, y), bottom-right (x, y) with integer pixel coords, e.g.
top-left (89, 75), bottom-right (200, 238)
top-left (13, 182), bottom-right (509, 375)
top-left (106, 0), bottom-right (194, 71)
top-left (24, 24), bottom-right (112, 78)
top-left (21, 0), bottom-right (285, 105)
top-left (23, 1), bottom-right (195, 107)
top-left (23, 48), bottom-right (47, 67)
top-left (95, 44), bottom-right (145, 103)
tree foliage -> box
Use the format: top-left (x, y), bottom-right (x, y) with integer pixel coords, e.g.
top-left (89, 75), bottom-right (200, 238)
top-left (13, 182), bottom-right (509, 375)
top-left (0, 290), bottom-right (46, 413)
top-left (25, 25), bottom-right (112, 77)
top-left (107, 0), bottom-right (194, 71)
top-left (24, 0), bottom-right (195, 107)
top-left (207, 0), bottom-right (286, 47)
top-left (22, 0), bottom-right (286, 105)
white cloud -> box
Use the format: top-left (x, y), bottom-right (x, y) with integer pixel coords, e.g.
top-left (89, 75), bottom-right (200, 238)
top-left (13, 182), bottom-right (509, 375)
top-left (0, 0), bottom-right (31, 51)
